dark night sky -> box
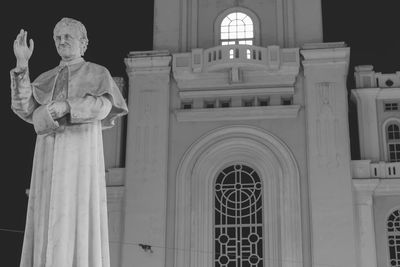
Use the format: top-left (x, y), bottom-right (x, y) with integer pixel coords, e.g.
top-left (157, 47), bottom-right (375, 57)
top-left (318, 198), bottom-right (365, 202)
top-left (1, 0), bottom-right (400, 265)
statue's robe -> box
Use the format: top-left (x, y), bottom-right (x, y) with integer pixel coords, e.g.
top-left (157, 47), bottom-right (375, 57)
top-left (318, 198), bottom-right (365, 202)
top-left (10, 58), bottom-right (128, 267)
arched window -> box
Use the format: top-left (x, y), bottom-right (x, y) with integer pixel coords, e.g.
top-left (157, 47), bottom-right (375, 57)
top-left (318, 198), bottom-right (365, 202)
top-left (220, 12), bottom-right (254, 45)
top-left (387, 209), bottom-right (400, 266)
top-left (214, 164), bottom-right (263, 266)
top-left (387, 123), bottom-right (400, 162)
top-left (215, 8), bottom-right (260, 46)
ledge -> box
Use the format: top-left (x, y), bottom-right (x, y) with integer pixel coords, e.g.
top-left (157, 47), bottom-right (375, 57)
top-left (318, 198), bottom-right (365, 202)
top-left (351, 160), bottom-right (400, 179)
top-left (175, 105), bottom-right (301, 122)
top-left (125, 50), bottom-right (171, 74)
top-left (179, 87), bottom-right (294, 99)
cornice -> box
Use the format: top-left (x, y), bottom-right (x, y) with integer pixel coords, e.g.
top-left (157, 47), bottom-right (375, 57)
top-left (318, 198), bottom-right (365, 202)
top-left (175, 105), bottom-right (301, 122)
top-left (125, 50), bottom-right (172, 75)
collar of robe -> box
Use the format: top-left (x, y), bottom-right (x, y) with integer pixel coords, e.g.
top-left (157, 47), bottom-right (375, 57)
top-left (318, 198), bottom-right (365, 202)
top-left (59, 57), bottom-right (84, 67)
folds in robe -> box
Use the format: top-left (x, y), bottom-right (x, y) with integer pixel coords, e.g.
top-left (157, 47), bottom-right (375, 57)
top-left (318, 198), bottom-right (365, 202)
top-left (32, 61), bottom-right (128, 129)
top-left (11, 59), bottom-right (128, 267)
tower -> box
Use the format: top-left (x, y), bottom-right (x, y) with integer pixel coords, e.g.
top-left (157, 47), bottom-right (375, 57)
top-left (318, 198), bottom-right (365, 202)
top-left (117, 1), bottom-right (358, 267)
top-left (351, 66), bottom-right (400, 267)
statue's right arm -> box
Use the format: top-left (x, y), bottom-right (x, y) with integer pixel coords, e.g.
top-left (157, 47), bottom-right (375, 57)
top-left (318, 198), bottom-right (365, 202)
top-left (10, 67), bottom-right (38, 123)
top-left (11, 29), bottom-right (36, 123)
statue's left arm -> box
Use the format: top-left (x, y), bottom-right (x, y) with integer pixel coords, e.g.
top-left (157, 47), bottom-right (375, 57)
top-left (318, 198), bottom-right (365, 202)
top-left (65, 95), bottom-right (112, 123)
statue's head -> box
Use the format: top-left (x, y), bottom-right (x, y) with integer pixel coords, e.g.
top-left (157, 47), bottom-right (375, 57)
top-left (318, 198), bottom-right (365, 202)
top-left (53, 18), bottom-right (88, 61)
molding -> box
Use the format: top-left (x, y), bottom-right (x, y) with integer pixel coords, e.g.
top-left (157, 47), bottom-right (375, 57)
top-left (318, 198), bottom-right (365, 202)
top-left (125, 51), bottom-right (172, 75)
top-left (179, 87), bottom-right (294, 99)
top-left (175, 105), bottom-right (301, 122)
top-left (376, 88), bottom-right (400, 99)
top-left (353, 179), bottom-right (380, 196)
top-left (174, 125), bottom-right (303, 267)
top-left (353, 178), bottom-right (400, 196)
top-left (301, 45), bottom-right (350, 74)
top-left (375, 179), bottom-right (400, 196)
top-left (174, 71), bottom-right (298, 90)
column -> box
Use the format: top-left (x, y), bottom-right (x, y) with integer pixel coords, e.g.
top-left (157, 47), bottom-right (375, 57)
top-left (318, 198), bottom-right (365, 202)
top-left (121, 51), bottom-right (171, 267)
top-left (301, 43), bottom-right (358, 267)
top-left (353, 179), bottom-right (379, 267)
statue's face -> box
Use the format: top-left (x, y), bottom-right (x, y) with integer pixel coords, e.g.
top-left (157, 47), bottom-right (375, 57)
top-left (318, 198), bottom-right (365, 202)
top-left (54, 25), bottom-right (82, 61)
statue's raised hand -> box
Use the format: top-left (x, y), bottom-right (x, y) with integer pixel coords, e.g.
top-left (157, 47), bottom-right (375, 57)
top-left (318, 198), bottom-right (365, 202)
top-left (13, 29), bottom-right (34, 70)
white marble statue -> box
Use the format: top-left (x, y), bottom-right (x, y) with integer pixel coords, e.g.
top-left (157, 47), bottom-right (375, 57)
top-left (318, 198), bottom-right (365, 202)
top-left (10, 18), bottom-right (128, 267)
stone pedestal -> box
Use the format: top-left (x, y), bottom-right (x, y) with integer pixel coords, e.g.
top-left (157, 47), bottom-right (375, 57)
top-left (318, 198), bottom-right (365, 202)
top-left (301, 43), bottom-right (357, 267)
top-left (121, 51), bottom-right (171, 267)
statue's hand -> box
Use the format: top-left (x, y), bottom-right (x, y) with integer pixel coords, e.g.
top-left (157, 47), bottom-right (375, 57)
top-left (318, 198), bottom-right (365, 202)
top-left (13, 29), bottom-right (34, 70)
top-left (48, 101), bottom-right (70, 120)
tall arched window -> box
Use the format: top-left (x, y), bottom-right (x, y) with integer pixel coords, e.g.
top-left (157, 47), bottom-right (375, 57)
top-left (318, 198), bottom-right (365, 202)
top-left (387, 209), bottom-right (400, 266)
top-left (220, 12), bottom-right (254, 45)
top-left (214, 164), bottom-right (263, 266)
top-left (387, 123), bottom-right (400, 162)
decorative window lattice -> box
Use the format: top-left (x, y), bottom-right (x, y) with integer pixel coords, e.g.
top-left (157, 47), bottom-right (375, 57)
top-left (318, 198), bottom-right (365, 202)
top-left (388, 209), bottom-right (400, 266)
top-left (220, 12), bottom-right (254, 45)
top-left (387, 124), bottom-right (400, 162)
top-left (214, 164), bottom-right (263, 267)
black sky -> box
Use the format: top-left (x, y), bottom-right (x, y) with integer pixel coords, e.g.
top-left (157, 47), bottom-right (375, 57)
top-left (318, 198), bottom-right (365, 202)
top-left (2, 0), bottom-right (400, 265)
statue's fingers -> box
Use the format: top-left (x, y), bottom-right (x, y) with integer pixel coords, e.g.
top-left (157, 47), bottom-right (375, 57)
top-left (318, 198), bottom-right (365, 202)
top-left (18, 30), bottom-right (24, 46)
top-left (29, 39), bottom-right (34, 53)
top-left (24, 31), bottom-right (27, 46)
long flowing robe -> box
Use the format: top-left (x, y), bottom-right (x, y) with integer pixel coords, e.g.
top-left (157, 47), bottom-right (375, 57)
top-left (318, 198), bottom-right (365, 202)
top-left (10, 58), bottom-right (128, 267)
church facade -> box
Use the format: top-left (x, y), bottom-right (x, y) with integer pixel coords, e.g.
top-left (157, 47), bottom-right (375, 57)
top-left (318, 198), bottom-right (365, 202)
top-left (101, 0), bottom-right (400, 266)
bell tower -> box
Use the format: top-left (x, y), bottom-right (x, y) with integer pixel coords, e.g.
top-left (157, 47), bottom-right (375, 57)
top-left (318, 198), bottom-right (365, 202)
top-left (153, 0), bottom-right (323, 52)
top-left (119, 1), bottom-right (359, 267)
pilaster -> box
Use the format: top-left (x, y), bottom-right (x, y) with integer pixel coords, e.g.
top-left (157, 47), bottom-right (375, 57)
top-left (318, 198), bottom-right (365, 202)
top-left (350, 88), bottom-right (380, 161)
top-left (121, 50), bottom-right (171, 267)
top-left (301, 43), bottom-right (357, 267)
top-left (353, 179), bottom-right (379, 267)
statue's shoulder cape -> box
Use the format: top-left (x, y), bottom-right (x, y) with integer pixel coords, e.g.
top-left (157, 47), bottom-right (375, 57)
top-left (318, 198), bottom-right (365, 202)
top-left (32, 61), bottom-right (128, 128)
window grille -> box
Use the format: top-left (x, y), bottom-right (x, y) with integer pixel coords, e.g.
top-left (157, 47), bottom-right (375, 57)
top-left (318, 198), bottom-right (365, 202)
top-left (220, 12), bottom-right (254, 45)
top-left (214, 164), bottom-right (263, 267)
top-left (385, 103), bottom-right (399, 111)
top-left (387, 209), bottom-right (400, 266)
top-left (387, 124), bottom-right (400, 162)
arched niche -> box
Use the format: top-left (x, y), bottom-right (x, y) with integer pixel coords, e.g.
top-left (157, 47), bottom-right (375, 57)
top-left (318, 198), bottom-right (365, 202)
top-left (174, 125), bottom-right (303, 267)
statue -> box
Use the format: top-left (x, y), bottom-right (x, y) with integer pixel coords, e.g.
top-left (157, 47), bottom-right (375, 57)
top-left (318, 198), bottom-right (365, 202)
top-left (11, 18), bottom-right (128, 267)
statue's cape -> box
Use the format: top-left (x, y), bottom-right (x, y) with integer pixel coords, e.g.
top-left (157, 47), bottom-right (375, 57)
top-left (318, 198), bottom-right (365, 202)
top-left (32, 60), bottom-right (128, 129)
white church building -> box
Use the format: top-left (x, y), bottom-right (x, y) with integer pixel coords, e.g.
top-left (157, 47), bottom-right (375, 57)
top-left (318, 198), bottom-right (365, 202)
top-left (100, 0), bottom-right (400, 266)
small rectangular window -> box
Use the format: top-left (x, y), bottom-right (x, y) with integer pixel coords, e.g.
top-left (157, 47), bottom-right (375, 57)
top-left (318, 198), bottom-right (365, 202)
top-left (219, 99), bottom-right (231, 108)
top-left (242, 98), bottom-right (255, 107)
top-left (181, 101), bottom-right (193, 110)
top-left (204, 99), bottom-right (216, 109)
top-left (281, 97), bottom-right (293, 105)
top-left (385, 102), bottom-right (399, 111)
top-left (258, 97), bottom-right (269, 106)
